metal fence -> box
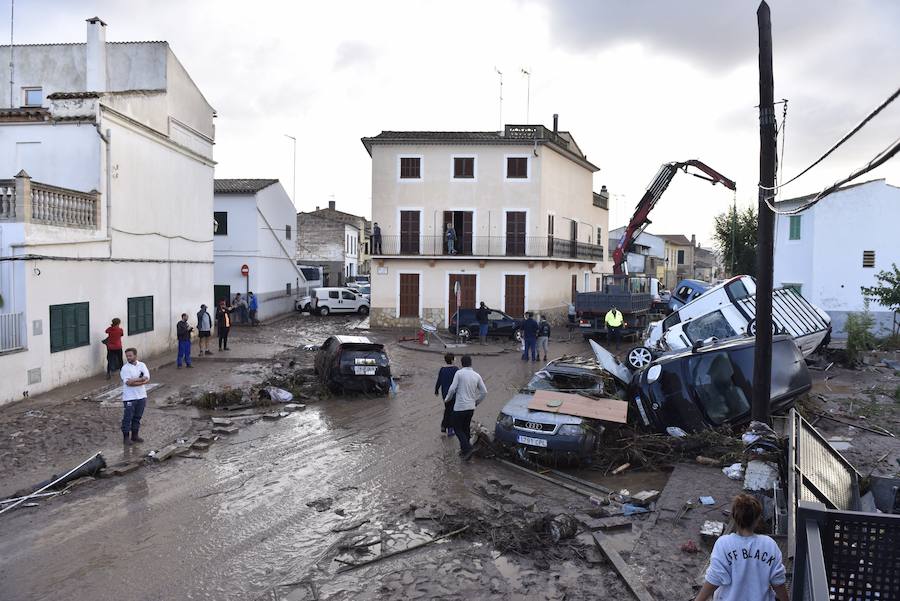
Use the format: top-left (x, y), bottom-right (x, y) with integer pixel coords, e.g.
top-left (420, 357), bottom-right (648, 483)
top-left (0, 312), bottom-right (25, 352)
top-left (372, 235), bottom-right (603, 262)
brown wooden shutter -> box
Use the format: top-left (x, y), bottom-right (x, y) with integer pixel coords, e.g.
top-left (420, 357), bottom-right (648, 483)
top-left (448, 274), bottom-right (477, 319)
top-left (504, 275), bottom-right (525, 318)
top-left (399, 274), bottom-right (420, 317)
top-left (400, 210), bottom-right (420, 254)
top-left (505, 211), bottom-right (526, 256)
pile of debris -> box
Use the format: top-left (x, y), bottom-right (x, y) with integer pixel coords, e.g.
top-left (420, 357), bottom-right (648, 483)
top-left (592, 426), bottom-right (744, 473)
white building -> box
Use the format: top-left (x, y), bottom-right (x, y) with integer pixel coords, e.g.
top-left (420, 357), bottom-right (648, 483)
top-left (773, 179), bottom-right (899, 337)
top-left (214, 179), bottom-right (306, 319)
top-left (0, 17), bottom-right (215, 405)
top-left (608, 226), bottom-right (666, 277)
top-left (344, 223), bottom-right (360, 281)
top-left (361, 120), bottom-right (611, 327)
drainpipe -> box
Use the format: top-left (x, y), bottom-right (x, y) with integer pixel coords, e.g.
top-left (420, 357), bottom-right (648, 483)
top-left (95, 125), bottom-right (112, 257)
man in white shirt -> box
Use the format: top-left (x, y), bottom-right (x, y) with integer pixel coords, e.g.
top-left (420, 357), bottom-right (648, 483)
top-left (120, 347), bottom-right (151, 445)
top-left (444, 355), bottom-right (487, 459)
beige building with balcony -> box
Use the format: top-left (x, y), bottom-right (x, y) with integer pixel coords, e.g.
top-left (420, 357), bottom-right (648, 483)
top-left (0, 18), bottom-right (215, 405)
top-left (361, 121), bottom-right (611, 328)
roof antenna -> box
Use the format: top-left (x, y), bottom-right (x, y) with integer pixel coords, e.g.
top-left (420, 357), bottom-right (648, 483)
top-left (494, 67), bottom-right (503, 131)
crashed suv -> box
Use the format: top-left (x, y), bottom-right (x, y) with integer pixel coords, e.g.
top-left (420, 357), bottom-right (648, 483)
top-left (626, 335), bottom-right (811, 433)
top-left (314, 336), bottom-right (392, 394)
top-left (494, 358), bottom-right (612, 461)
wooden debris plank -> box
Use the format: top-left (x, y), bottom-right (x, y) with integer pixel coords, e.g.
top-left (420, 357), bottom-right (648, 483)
top-left (528, 390), bottom-right (628, 423)
top-left (592, 532), bottom-right (655, 601)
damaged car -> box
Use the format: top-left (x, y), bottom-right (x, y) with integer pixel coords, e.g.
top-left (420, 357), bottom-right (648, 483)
top-left (493, 358), bottom-right (618, 462)
top-left (626, 334), bottom-right (812, 433)
top-left (314, 335), bottom-right (392, 394)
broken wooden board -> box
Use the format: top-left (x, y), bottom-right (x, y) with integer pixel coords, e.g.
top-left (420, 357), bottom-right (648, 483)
top-left (528, 390), bottom-right (628, 423)
top-left (593, 532), bottom-right (655, 601)
top-left (212, 425), bottom-right (239, 435)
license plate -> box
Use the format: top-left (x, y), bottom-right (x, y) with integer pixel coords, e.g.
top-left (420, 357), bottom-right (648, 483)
top-left (517, 435), bottom-right (548, 448)
top-left (353, 366), bottom-right (376, 375)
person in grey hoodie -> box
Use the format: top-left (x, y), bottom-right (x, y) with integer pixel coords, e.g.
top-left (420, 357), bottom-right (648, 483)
top-left (196, 304), bottom-right (213, 356)
top-left (444, 355), bottom-right (487, 459)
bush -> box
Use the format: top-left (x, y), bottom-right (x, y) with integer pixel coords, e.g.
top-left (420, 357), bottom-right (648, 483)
top-left (845, 306), bottom-right (875, 365)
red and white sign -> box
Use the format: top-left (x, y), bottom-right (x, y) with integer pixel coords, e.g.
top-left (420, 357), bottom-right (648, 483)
top-left (240, 264), bottom-right (250, 276)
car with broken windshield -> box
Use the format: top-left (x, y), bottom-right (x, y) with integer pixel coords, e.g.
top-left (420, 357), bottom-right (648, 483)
top-left (314, 335), bottom-right (392, 394)
top-left (628, 334), bottom-right (811, 433)
top-left (493, 358), bottom-right (615, 462)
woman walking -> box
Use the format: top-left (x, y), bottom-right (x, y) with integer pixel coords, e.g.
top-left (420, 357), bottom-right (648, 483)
top-left (104, 318), bottom-right (125, 380)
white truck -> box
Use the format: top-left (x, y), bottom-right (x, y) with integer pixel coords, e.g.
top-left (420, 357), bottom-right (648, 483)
top-left (626, 275), bottom-right (832, 369)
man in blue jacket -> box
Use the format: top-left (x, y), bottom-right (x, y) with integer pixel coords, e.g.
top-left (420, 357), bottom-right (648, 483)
top-left (434, 353), bottom-right (458, 437)
top-left (521, 312), bottom-right (539, 362)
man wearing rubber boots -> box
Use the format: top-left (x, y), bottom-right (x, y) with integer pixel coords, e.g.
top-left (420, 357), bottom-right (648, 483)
top-left (120, 347), bottom-right (150, 445)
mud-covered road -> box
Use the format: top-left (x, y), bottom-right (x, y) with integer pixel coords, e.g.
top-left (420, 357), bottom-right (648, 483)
top-left (0, 316), bottom-right (632, 600)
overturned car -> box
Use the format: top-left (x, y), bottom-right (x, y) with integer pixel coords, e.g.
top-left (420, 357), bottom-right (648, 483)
top-left (314, 336), bottom-right (392, 394)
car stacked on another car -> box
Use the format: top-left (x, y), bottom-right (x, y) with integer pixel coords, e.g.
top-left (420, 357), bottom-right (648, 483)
top-left (449, 307), bottom-right (522, 342)
top-left (314, 335), bottom-right (392, 394)
top-left (494, 358), bottom-right (612, 462)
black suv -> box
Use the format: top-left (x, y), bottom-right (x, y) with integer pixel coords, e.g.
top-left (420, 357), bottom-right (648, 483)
top-left (314, 336), bottom-right (392, 394)
top-left (448, 308), bottom-right (522, 342)
top-left (628, 335), bottom-right (811, 433)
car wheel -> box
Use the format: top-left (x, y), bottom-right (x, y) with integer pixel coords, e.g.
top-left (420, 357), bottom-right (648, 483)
top-left (627, 346), bottom-right (654, 370)
top-left (513, 330), bottom-right (523, 343)
top-left (458, 326), bottom-right (471, 341)
top-left (319, 306), bottom-right (330, 316)
top-left (358, 305), bottom-right (369, 315)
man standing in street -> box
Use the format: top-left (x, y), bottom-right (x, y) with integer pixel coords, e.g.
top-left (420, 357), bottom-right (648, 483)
top-left (176, 313), bottom-right (193, 369)
top-left (605, 306), bottom-right (624, 350)
top-left (372, 222), bottom-right (382, 254)
top-left (196, 304), bottom-right (213, 356)
top-left (521, 312), bottom-right (539, 361)
top-left (444, 355), bottom-right (487, 460)
top-left (248, 291), bottom-right (259, 326)
top-left (434, 353), bottom-right (459, 437)
top-left (216, 299), bottom-right (233, 351)
top-left (537, 315), bottom-right (551, 362)
top-left (120, 347), bottom-right (150, 445)
top-left (475, 302), bottom-right (490, 345)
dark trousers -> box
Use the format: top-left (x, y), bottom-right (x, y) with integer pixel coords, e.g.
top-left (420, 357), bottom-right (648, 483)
top-left (122, 398), bottom-right (146, 436)
top-left (107, 348), bottom-right (123, 375)
top-left (522, 337), bottom-right (537, 360)
top-left (373, 238), bottom-right (382, 254)
top-left (218, 327), bottom-right (230, 349)
top-left (441, 400), bottom-right (455, 430)
top-left (177, 340), bottom-right (192, 366)
top-left (608, 326), bottom-right (622, 347)
top-left (453, 409), bottom-right (475, 453)
top-left (249, 309), bottom-right (258, 325)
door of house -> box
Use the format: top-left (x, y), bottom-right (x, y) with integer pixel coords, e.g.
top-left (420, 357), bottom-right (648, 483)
top-left (504, 275), bottom-right (525, 318)
top-left (443, 210), bottom-right (473, 255)
top-left (448, 274), bottom-right (477, 324)
top-left (399, 273), bottom-right (420, 318)
top-left (214, 285), bottom-right (231, 306)
top-left (506, 211), bottom-right (526, 256)
top-left (400, 210), bottom-right (420, 254)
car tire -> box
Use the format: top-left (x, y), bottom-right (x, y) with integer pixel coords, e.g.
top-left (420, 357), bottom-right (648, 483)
top-left (626, 346), bottom-right (654, 370)
top-left (319, 306), bottom-right (330, 317)
top-left (458, 326), bottom-right (471, 341)
top-left (358, 305), bottom-right (369, 315)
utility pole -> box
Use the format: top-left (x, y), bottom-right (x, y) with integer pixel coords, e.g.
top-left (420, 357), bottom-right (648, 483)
top-left (8, 0), bottom-right (14, 108)
top-left (494, 67), bottom-right (503, 129)
top-left (753, 1), bottom-right (777, 424)
top-left (521, 68), bottom-right (531, 122)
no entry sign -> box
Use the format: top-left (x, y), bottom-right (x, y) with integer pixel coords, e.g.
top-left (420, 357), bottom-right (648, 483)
top-left (240, 264), bottom-right (249, 276)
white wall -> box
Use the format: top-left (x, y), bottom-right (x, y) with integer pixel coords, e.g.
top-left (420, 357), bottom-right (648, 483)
top-left (774, 180), bottom-right (899, 336)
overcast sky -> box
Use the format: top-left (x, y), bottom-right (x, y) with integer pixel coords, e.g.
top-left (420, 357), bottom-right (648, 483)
top-left (17, 0), bottom-right (900, 246)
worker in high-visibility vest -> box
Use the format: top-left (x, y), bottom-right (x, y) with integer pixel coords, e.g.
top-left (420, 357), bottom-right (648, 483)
top-left (605, 307), bottom-right (624, 349)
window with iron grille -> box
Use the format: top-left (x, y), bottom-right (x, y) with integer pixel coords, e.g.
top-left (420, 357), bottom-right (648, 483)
top-left (127, 296), bottom-right (154, 335)
top-left (399, 157), bottom-right (421, 179)
top-left (453, 157), bottom-right (475, 179)
top-left (49, 302), bottom-right (90, 353)
top-left (506, 157), bottom-right (528, 179)
top-left (862, 250), bottom-right (875, 268)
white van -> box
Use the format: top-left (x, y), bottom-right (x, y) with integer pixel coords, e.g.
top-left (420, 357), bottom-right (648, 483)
top-left (627, 275), bottom-right (831, 369)
top-left (313, 287), bottom-right (370, 316)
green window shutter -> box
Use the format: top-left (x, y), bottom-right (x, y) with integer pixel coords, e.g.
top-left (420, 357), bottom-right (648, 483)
top-left (49, 302), bottom-right (90, 353)
top-left (127, 296), bottom-right (154, 334)
top-left (789, 215), bottom-right (801, 240)
top-left (76, 303), bottom-right (90, 347)
top-left (50, 305), bottom-right (63, 352)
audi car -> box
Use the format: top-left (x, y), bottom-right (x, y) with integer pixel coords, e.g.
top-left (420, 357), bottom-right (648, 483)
top-left (493, 358), bottom-right (610, 462)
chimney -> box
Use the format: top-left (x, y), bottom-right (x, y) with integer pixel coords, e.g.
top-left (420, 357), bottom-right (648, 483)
top-left (691, 234), bottom-right (696, 247)
top-left (328, 200), bottom-right (336, 211)
top-left (315, 205), bottom-right (320, 211)
top-left (86, 17), bottom-right (108, 92)
top-left (552, 113), bottom-right (558, 135)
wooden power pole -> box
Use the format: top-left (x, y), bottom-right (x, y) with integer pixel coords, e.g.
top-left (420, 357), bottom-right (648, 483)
top-left (753, 1), bottom-right (777, 423)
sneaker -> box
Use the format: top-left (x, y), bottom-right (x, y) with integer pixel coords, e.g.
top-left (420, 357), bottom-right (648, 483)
top-left (447, 428), bottom-right (455, 437)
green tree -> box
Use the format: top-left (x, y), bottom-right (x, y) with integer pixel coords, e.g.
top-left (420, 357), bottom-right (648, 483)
top-left (861, 262), bottom-right (900, 336)
top-left (713, 205), bottom-right (758, 277)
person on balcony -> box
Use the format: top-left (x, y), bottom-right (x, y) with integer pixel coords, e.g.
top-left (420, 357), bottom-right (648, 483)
top-left (446, 222), bottom-right (457, 255)
top-left (372, 222), bottom-right (382, 254)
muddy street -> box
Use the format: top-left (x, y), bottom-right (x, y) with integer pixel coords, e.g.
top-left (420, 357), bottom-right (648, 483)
top-left (0, 316), bottom-right (632, 600)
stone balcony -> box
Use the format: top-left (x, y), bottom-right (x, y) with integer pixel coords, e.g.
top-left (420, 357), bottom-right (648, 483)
top-left (0, 171), bottom-right (101, 230)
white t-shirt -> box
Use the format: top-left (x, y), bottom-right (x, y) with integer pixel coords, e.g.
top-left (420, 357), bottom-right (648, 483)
top-left (121, 361), bottom-right (150, 401)
top-left (705, 533), bottom-right (786, 601)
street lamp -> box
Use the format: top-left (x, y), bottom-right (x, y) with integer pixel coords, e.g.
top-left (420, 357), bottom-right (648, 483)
top-left (284, 134), bottom-right (297, 204)
top-left (520, 68), bottom-right (531, 122)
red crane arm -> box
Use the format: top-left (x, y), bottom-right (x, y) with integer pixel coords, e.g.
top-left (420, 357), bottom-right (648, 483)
top-left (611, 160), bottom-right (736, 275)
